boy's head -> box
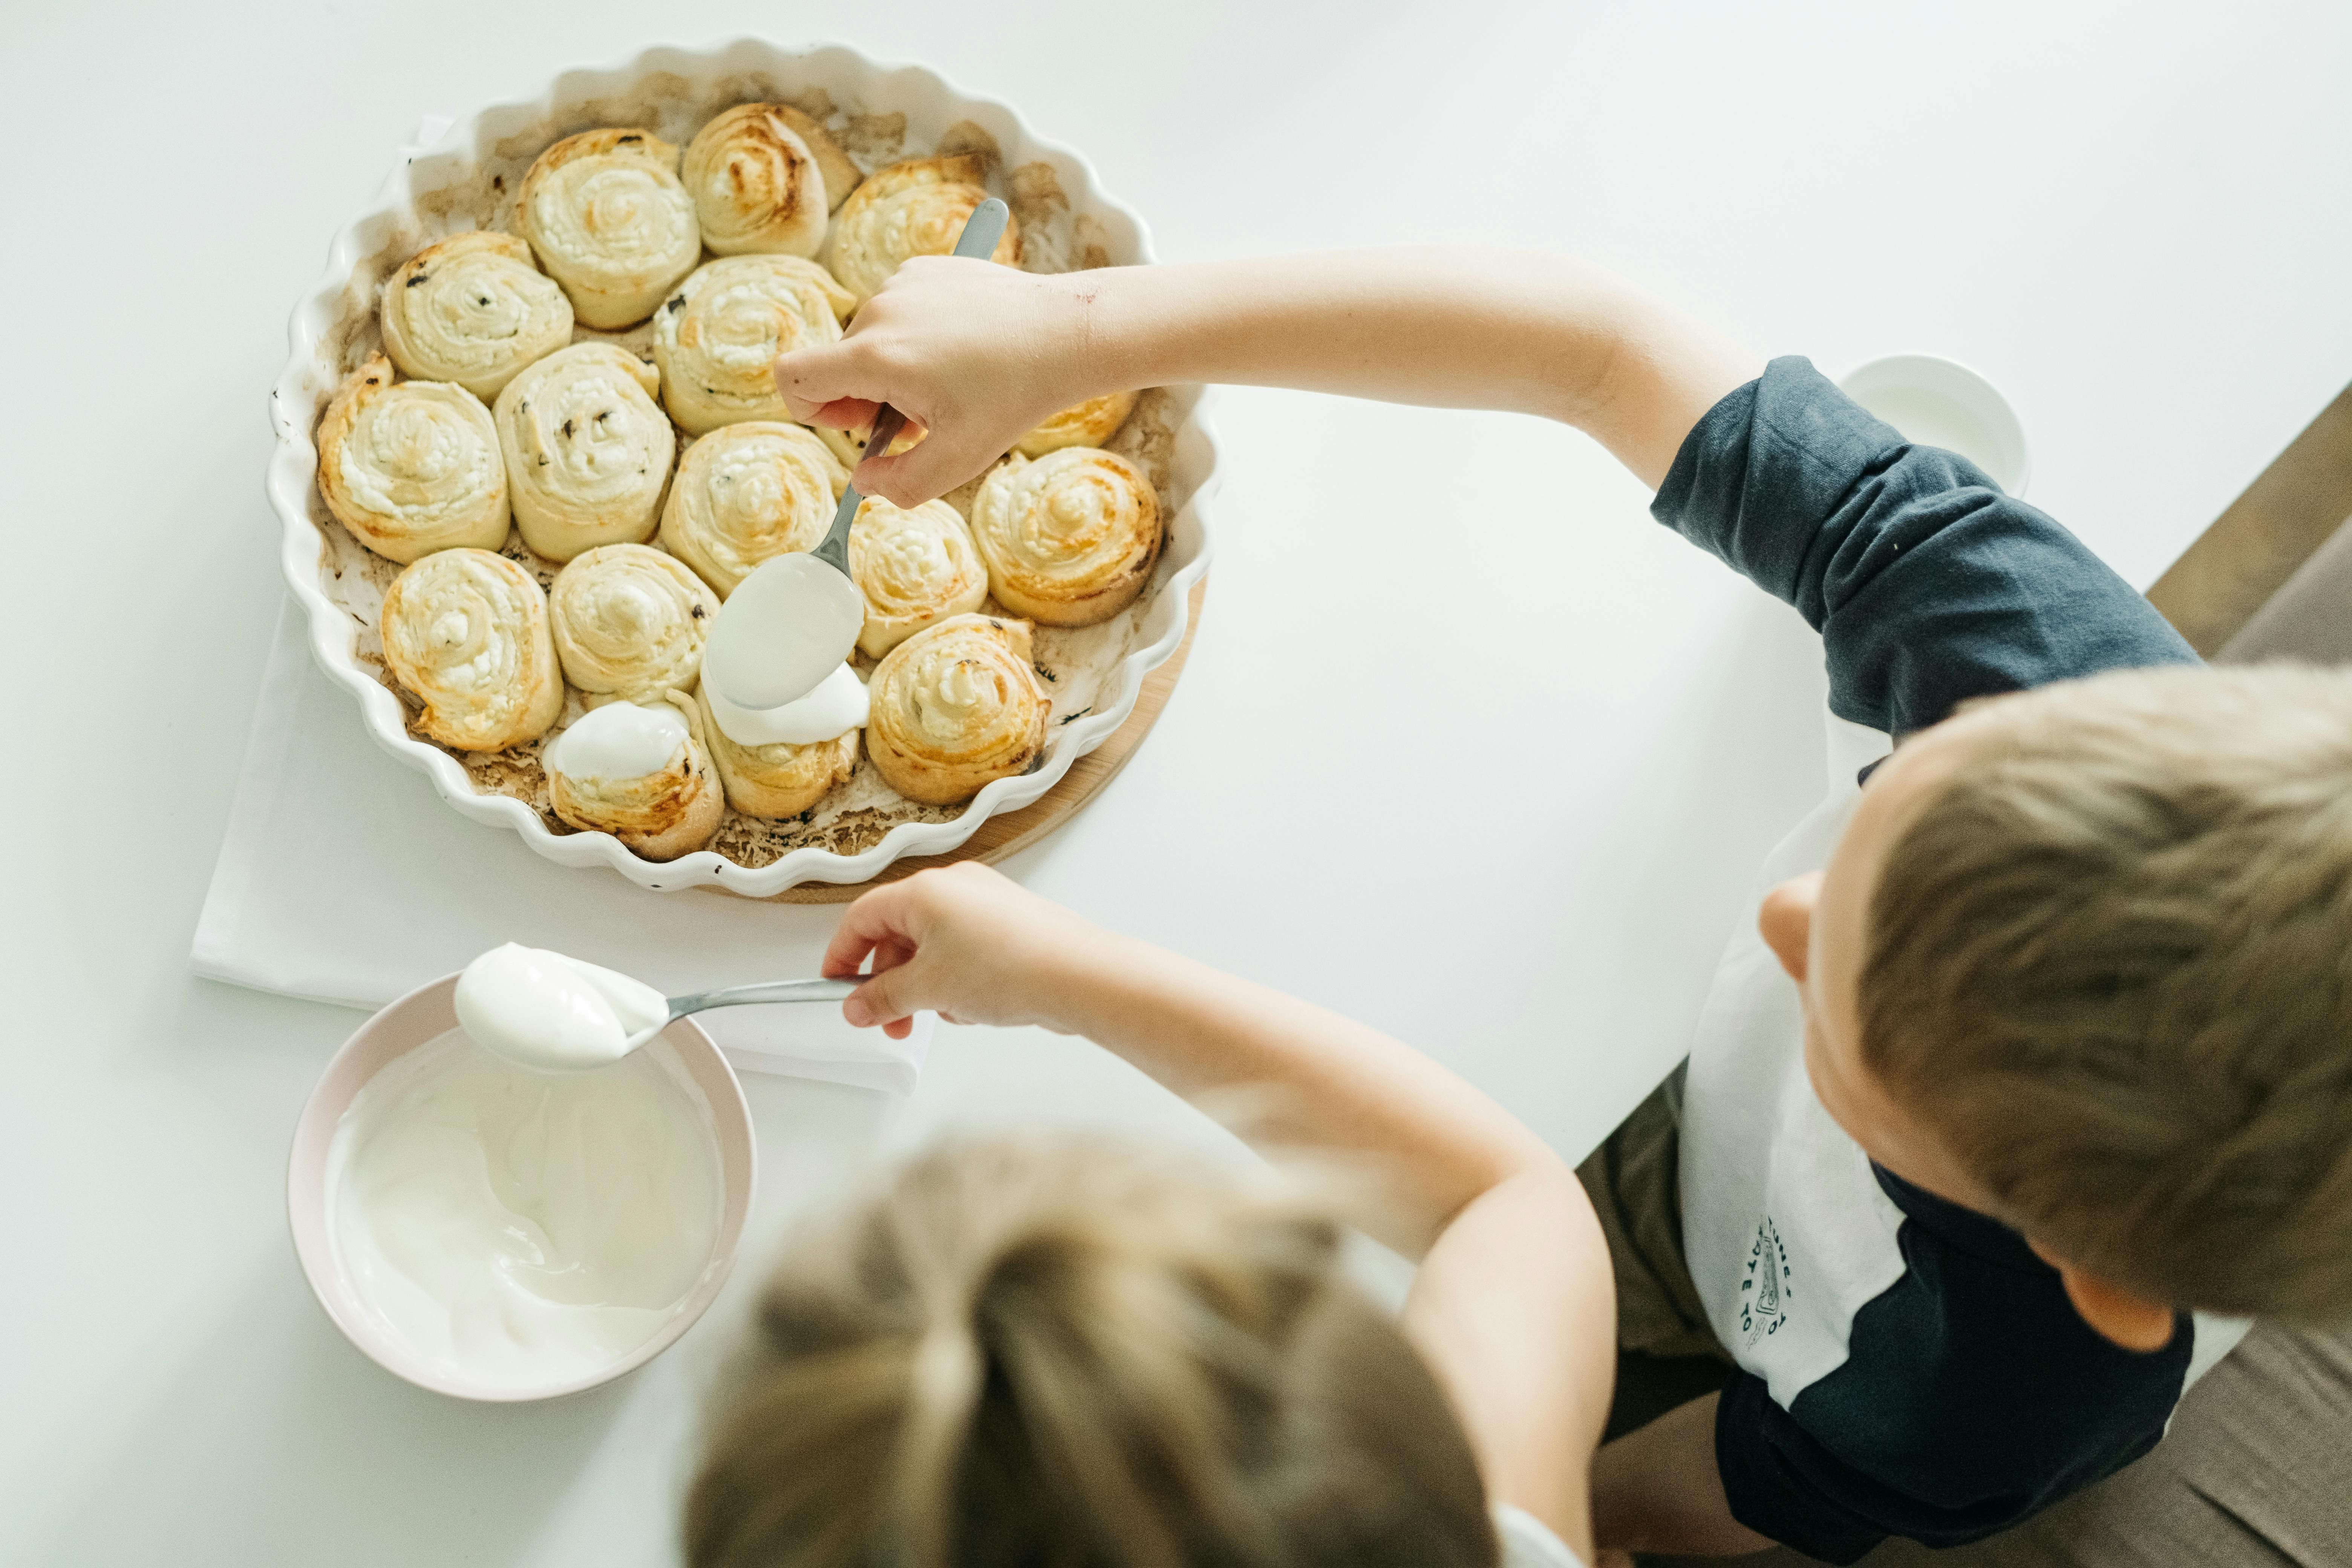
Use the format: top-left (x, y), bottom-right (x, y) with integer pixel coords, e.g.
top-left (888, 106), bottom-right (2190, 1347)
top-left (686, 1135), bottom-right (1499, 1568)
top-left (1764, 663), bottom-right (2352, 1341)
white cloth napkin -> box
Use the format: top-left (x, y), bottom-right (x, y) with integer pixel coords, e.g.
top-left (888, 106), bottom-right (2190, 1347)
top-left (192, 597), bottom-right (932, 1093)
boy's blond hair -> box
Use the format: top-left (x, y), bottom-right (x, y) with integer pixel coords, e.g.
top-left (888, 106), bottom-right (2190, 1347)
top-left (685, 1135), bottom-right (1497, 1568)
top-left (1862, 663), bottom-right (2352, 1318)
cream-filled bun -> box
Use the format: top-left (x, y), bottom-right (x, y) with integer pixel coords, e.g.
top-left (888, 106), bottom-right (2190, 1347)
top-left (653, 255), bottom-right (855, 435)
top-left (514, 129), bottom-right (701, 329)
top-left (494, 342), bottom-right (677, 564)
top-left (694, 680), bottom-right (860, 819)
top-left (680, 104), bottom-right (833, 257)
top-left (316, 353), bottom-right (509, 565)
top-left (543, 693), bottom-right (723, 861)
top-left (823, 153), bottom-right (1021, 306)
top-left (847, 495), bottom-right (989, 658)
top-left (378, 231), bottom-right (573, 401)
top-left (379, 547), bottom-right (564, 752)
top-left (1015, 390), bottom-right (1139, 458)
top-left (659, 421), bottom-right (846, 599)
top-left (864, 613), bottom-right (1050, 806)
top-left (969, 447), bottom-right (1162, 626)
top-left (547, 543), bottom-right (714, 705)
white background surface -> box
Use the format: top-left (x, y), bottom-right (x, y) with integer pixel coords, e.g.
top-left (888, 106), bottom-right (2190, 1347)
top-left (3, 2), bottom-right (2347, 1562)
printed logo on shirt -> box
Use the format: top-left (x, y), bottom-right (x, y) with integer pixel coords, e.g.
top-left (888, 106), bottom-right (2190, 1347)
top-left (1739, 1216), bottom-right (1793, 1346)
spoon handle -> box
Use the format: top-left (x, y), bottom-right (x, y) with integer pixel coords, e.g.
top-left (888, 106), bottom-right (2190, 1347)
top-left (810, 197), bottom-right (1012, 574)
top-left (667, 978), bottom-right (861, 1022)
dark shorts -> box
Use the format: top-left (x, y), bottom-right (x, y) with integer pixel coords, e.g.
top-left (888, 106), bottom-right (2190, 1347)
top-left (1574, 1060), bottom-right (1727, 1365)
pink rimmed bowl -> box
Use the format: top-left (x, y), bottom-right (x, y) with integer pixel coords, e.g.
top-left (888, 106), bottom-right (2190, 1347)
top-left (286, 974), bottom-right (755, 1401)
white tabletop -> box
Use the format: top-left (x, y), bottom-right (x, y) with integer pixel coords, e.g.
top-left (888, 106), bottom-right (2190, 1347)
top-left (4, 2), bottom-right (2347, 1561)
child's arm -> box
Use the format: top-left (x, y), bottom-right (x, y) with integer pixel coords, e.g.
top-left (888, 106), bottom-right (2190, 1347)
top-left (775, 248), bottom-right (1761, 507)
top-left (823, 862), bottom-right (1617, 1561)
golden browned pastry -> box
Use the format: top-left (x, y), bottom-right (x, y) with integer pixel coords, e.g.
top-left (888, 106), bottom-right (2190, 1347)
top-left (1014, 390), bottom-right (1139, 457)
top-left (968, 448), bottom-right (1162, 626)
top-left (847, 496), bottom-right (989, 657)
top-left (652, 255), bottom-right (856, 435)
top-left (822, 153), bottom-right (1021, 306)
top-left (658, 421), bottom-right (845, 598)
top-left (378, 231), bottom-right (573, 400)
top-left (693, 681), bottom-right (861, 819)
top-left (547, 543), bottom-right (714, 704)
top-left (544, 694), bottom-right (724, 861)
top-left (514, 129), bottom-right (701, 328)
top-left (316, 353), bottom-right (510, 564)
top-left (776, 103), bottom-right (862, 210)
top-left (865, 613), bottom-right (1050, 805)
top-left (494, 342), bottom-right (677, 563)
top-left (680, 103), bottom-right (831, 257)
top-left (379, 547), bottom-right (564, 752)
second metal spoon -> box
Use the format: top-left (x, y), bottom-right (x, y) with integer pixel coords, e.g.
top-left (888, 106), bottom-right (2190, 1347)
top-left (622, 977), bottom-right (862, 1052)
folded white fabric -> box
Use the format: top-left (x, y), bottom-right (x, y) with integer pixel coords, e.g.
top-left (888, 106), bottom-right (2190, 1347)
top-left (193, 597), bottom-right (931, 1094)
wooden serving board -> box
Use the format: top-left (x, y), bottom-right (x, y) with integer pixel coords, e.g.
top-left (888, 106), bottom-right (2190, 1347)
top-left (748, 578), bottom-right (1206, 905)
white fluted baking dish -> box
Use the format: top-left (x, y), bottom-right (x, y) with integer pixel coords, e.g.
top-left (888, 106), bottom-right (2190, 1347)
top-left (268, 39), bottom-right (1215, 895)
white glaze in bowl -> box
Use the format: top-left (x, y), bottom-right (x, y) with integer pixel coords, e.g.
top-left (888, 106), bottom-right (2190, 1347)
top-left (286, 974), bottom-right (755, 1402)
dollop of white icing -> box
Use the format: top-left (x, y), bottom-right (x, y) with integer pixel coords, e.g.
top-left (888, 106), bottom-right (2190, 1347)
top-left (453, 942), bottom-right (671, 1071)
top-left (544, 701), bottom-right (688, 781)
top-left (704, 662), bottom-right (870, 747)
top-left (703, 552), bottom-right (866, 709)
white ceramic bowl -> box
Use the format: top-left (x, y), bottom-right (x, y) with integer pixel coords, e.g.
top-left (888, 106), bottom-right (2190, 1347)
top-left (1838, 353), bottom-right (2030, 496)
top-left (287, 974), bottom-right (755, 1402)
top-left (268, 40), bottom-right (1217, 895)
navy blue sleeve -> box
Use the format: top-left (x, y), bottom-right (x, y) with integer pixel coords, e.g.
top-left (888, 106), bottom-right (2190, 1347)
top-left (1712, 1173), bottom-right (2192, 1564)
top-left (1652, 358), bottom-right (2198, 739)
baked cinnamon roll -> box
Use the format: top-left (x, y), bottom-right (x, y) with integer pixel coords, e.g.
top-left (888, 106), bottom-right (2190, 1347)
top-left (548, 543), bottom-right (713, 704)
top-left (1015, 390), bottom-right (1139, 457)
top-left (653, 255), bottom-right (855, 435)
top-left (658, 421), bottom-right (845, 599)
top-left (514, 129), bottom-right (701, 329)
top-left (823, 154), bottom-right (1021, 306)
top-left (494, 342), bottom-right (676, 563)
top-left (378, 231), bottom-right (573, 400)
top-left (316, 353), bottom-right (509, 564)
top-left (680, 103), bottom-right (830, 257)
top-left (694, 680), bottom-right (861, 819)
top-left (378, 547), bottom-right (564, 752)
top-left (969, 448), bottom-right (1162, 626)
top-left (865, 613), bottom-right (1050, 805)
top-left (777, 103), bottom-right (863, 210)
top-left (848, 496), bottom-right (989, 657)
top-left (543, 694), bottom-right (723, 861)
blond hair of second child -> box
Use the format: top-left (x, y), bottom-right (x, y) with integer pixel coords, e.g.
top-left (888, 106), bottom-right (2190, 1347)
top-left (687, 864), bottom-right (1617, 1568)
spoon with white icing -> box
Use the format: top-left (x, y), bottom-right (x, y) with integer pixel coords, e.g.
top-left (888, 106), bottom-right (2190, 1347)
top-left (454, 942), bottom-right (856, 1072)
top-left (701, 197), bottom-right (1013, 727)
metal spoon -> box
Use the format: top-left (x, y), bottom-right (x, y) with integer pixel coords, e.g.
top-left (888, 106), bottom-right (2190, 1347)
top-left (622, 977), bottom-right (862, 1053)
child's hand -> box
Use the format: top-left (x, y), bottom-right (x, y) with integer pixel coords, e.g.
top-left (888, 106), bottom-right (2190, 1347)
top-left (775, 258), bottom-right (1106, 508)
top-left (822, 863), bottom-right (1110, 1039)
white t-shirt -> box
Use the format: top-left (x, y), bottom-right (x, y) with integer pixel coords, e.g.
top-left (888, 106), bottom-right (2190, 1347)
top-left (1494, 1504), bottom-right (1582, 1568)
